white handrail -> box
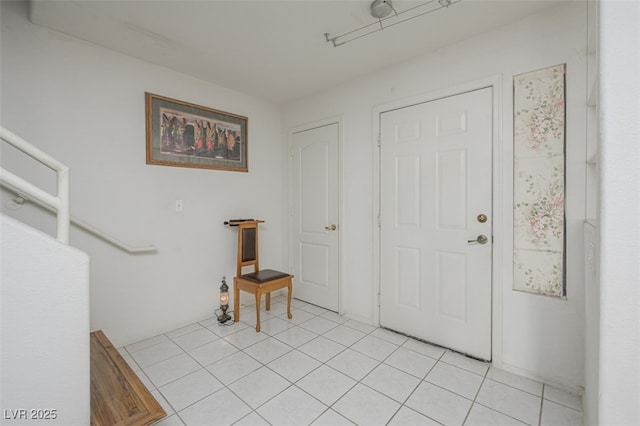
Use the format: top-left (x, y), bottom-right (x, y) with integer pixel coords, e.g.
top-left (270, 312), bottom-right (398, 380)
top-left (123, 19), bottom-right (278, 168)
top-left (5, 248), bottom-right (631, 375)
top-left (70, 214), bottom-right (157, 254)
top-left (3, 185), bottom-right (157, 254)
top-left (1, 127), bottom-right (157, 254)
top-left (1, 127), bottom-right (69, 243)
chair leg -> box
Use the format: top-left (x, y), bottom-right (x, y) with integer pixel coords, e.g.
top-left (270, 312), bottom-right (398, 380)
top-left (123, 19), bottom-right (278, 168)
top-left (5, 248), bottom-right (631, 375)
top-left (255, 290), bottom-right (262, 332)
top-left (234, 279), bottom-right (240, 323)
top-left (266, 292), bottom-right (271, 311)
top-left (287, 281), bottom-right (293, 320)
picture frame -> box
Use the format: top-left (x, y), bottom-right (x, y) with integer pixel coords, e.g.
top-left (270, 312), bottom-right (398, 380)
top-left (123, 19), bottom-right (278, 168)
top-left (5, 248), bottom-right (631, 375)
top-left (145, 92), bottom-right (248, 172)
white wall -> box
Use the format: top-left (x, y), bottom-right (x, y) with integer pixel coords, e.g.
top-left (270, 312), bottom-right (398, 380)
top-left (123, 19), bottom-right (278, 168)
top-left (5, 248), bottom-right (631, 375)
top-left (0, 1), bottom-right (285, 346)
top-left (1, 214), bottom-right (90, 425)
top-left (598, 1), bottom-right (640, 424)
top-left (282, 2), bottom-right (587, 389)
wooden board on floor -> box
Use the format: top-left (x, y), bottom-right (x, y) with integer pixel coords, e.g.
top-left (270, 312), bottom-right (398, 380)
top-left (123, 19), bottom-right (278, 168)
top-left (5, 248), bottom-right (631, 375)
top-left (90, 330), bottom-right (166, 426)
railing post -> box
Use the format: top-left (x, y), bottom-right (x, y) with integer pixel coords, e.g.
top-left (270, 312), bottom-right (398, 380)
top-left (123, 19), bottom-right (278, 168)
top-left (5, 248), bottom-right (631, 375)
top-left (1, 126), bottom-right (70, 244)
top-left (56, 166), bottom-right (70, 244)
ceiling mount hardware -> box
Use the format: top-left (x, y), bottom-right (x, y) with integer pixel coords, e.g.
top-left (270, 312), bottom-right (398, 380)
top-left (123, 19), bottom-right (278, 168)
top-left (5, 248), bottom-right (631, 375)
top-left (370, 0), bottom-right (397, 19)
top-left (325, 0), bottom-right (460, 48)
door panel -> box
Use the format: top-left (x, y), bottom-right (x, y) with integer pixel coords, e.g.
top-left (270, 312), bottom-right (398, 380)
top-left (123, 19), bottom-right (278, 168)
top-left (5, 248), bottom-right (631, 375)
top-left (396, 155), bottom-right (421, 227)
top-left (380, 88), bottom-right (492, 360)
top-left (437, 251), bottom-right (467, 321)
top-left (291, 123), bottom-right (339, 311)
top-left (438, 149), bottom-right (466, 229)
top-left (395, 246), bottom-right (421, 310)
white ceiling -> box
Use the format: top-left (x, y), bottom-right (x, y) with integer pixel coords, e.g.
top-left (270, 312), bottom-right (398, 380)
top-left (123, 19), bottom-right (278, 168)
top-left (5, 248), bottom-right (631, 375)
top-left (29, 0), bottom-right (561, 104)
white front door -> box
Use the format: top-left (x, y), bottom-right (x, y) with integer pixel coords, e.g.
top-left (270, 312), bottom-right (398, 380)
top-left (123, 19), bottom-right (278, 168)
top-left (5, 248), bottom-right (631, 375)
top-left (379, 88), bottom-right (493, 360)
top-left (291, 123), bottom-right (340, 311)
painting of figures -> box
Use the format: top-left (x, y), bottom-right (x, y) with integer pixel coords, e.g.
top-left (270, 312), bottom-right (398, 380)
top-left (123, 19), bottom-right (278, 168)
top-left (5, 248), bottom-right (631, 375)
top-left (146, 92), bottom-right (248, 172)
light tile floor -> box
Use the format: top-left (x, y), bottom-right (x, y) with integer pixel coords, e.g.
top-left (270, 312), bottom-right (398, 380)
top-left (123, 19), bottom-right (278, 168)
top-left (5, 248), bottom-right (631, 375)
top-left (118, 296), bottom-right (583, 426)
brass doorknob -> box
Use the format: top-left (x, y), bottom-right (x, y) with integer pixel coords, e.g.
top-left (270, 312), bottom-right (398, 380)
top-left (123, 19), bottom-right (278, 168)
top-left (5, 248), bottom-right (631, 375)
top-left (467, 234), bottom-right (488, 244)
top-left (325, 224), bottom-right (337, 231)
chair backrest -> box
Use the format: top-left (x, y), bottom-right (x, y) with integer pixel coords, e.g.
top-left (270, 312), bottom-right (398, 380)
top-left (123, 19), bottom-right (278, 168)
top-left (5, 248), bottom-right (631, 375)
top-left (236, 221), bottom-right (261, 276)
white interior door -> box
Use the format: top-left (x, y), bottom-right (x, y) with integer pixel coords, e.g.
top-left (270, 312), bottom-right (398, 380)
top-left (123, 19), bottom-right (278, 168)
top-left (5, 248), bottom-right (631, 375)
top-left (291, 123), bottom-right (339, 311)
top-left (379, 88), bottom-right (493, 360)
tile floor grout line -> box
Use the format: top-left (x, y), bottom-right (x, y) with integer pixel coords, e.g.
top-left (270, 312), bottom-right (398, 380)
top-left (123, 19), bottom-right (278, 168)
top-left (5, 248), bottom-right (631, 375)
top-left (473, 376), bottom-right (543, 425)
top-left (137, 350), bottom-right (191, 373)
top-left (223, 325), bottom-right (355, 421)
top-left (175, 410), bottom-right (188, 426)
top-left (307, 406), bottom-right (333, 426)
top-left (295, 375), bottom-right (358, 421)
top-left (472, 401), bottom-right (532, 426)
top-left (422, 378), bottom-right (478, 405)
top-left (538, 384), bottom-right (546, 426)
top-left (124, 336), bottom-right (170, 355)
top-left (264, 350), bottom-right (324, 386)
top-left (362, 373), bottom-right (421, 424)
top-left (248, 382), bottom-right (299, 419)
top-left (482, 375), bottom-right (545, 399)
top-left (332, 338), bottom-right (417, 425)
top-left (159, 381), bottom-right (227, 422)
top-left (460, 366), bottom-right (490, 425)
top-left (151, 348), bottom-right (220, 391)
top-left (295, 326), bottom-right (394, 423)
top-left (544, 399), bottom-right (583, 413)
top-left (541, 387), bottom-right (584, 412)
top-left (221, 373), bottom-right (276, 421)
top-left (387, 356), bottom-right (440, 424)
top-left (155, 382), bottom-right (186, 417)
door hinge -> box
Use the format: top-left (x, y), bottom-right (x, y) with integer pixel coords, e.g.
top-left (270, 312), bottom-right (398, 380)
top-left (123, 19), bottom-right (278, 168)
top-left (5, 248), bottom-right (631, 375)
top-left (377, 291), bottom-right (381, 307)
top-left (378, 214), bottom-right (381, 228)
top-left (377, 133), bottom-right (382, 148)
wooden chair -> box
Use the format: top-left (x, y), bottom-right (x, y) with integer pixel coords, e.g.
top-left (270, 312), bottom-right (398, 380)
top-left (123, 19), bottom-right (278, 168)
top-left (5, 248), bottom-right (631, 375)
top-left (231, 220), bottom-right (293, 332)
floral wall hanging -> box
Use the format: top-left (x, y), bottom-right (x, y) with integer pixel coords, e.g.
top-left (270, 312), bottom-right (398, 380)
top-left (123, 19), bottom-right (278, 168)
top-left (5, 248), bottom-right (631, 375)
top-left (513, 64), bottom-right (566, 297)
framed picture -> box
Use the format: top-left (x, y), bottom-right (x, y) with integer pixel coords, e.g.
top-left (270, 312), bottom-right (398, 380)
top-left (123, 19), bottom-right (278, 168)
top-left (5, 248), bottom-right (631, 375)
top-left (145, 92), bottom-right (248, 172)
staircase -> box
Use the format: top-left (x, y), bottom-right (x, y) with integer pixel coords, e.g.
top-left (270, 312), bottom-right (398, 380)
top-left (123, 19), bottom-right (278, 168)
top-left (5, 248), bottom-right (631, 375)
top-left (1, 127), bottom-right (161, 425)
top-left (90, 331), bottom-right (166, 425)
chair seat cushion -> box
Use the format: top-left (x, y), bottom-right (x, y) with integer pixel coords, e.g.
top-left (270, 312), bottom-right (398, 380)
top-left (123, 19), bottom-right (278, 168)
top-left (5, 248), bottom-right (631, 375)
top-left (240, 269), bottom-right (290, 284)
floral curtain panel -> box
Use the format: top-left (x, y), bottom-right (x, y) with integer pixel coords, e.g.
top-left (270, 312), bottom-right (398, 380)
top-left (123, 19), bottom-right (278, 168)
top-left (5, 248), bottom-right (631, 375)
top-left (513, 64), bottom-right (566, 297)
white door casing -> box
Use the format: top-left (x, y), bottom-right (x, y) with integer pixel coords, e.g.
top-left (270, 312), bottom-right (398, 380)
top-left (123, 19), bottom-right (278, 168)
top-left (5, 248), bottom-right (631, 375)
top-left (379, 87), bottom-right (493, 360)
top-left (290, 122), bottom-right (340, 311)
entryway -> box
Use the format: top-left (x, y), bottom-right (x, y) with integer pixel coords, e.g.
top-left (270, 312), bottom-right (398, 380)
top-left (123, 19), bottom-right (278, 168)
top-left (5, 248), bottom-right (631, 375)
top-left (378, 87), bottom-right (493, 360)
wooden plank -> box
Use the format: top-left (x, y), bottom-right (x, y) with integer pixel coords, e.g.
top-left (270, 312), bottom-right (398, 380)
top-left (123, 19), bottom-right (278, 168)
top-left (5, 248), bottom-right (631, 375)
top-left (90, 330), bottom-right (166, 426)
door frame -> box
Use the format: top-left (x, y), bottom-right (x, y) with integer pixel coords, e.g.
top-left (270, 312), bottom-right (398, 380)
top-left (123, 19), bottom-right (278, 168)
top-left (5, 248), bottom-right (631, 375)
top-left (288, 116), bottom-right (344, 313)
top-left (372, 76), bottom-right (504, 366)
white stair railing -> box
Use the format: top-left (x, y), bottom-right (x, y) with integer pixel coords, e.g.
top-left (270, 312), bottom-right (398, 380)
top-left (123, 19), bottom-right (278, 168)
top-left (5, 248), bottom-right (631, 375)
top-left (1, 127), bottom-right (157, 253)
top-left (1, 127), bottom-right (69, 243)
